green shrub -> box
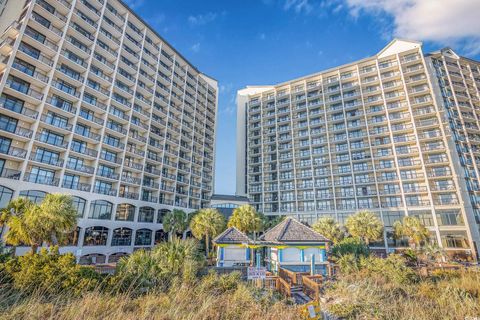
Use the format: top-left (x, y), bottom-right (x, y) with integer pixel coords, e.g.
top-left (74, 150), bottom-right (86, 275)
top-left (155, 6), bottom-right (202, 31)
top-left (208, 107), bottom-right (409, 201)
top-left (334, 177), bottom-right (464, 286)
top-left (359, 254), bottom-right (418, 285)
top-left (3, 247), bottom-right (103, 296)
top-left (114, 238), bottom-right (205, 293)
top-left (331, 237), bottom-right (369, 260)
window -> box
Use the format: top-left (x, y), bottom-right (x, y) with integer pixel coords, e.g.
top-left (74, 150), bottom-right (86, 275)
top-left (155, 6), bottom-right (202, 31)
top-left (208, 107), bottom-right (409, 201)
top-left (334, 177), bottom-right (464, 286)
top-left (19, 190), bottom-right (47, 204)
top-left (157, 209), bottom-right (170, 223)
top-left (111, 228), bottom-right (132, 246)
top-left (138, 206), bottom-right (154, 223)
top-left (135, 229), bottom-right (152, 246)
top-left (89, 200), bottom-right (112, 220)
top-left (440, 231), bottom-right (469, 248)
top-left (0, 114), bottom-right (18, 133)
top-left (64, 227), bottom-right (81, 246)
top-left (408, 210), bottom-right (434, 226)
top-left (72, 196), bottom-right (86, 218)
top-left (28, 166), bottom-right (55, 184)
top-left (154, 229), bottom-right (167, 244)
top-left (115, 203), bottom-right (135, 221)
top-left (83, 226), bottom-right (109, 246)
top-left (436, 210), bottom-right (464, 226)
top-left (62, 173), bottom-right (80, 189)
top-left (0, 185), bottom-right (13, 209)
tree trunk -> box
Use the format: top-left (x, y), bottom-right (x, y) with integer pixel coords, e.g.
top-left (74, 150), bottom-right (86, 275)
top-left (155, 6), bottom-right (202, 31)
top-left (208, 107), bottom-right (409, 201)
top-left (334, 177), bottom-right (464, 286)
top-left (31, 244), bottom-right (38, 254)
top-left (51, 231), bottom-right (58, 246)
top-left (205, 234), bottom-right (210, 258)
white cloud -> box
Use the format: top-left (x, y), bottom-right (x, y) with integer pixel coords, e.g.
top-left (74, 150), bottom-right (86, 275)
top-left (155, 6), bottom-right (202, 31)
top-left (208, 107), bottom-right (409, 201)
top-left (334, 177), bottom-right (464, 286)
top-left (191, 43), bottom-right (201, 53)
top-left (188, 12), bottom-right (218, 26)
top-left (340, 0), bottom-right (480, 54)
top-left (123, 0), bottom-right (145, 10)
top-left (284, 0), bottom-right (313, 14)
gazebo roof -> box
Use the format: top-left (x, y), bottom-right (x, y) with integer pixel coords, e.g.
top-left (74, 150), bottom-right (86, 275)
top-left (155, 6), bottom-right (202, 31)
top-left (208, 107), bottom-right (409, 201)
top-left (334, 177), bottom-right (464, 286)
top-left (260, 217), bottom-right (330, 244)
top-left (213, 227), bottom-right (251, 245)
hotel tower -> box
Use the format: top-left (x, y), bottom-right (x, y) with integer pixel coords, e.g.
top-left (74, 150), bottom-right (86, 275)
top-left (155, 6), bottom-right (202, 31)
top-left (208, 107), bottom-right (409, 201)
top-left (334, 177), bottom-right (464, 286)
top-left (0, 0), bottom-right (217, 263)
top-left (237, 40), bottom-right (480, 259)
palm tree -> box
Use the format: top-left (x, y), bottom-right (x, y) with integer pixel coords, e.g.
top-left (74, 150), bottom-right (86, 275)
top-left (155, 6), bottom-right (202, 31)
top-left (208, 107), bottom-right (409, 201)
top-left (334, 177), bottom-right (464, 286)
top-left (345, 210), bottom-right (384, 246)
top-left (312, 217), bottom-right (344, 243)
top-left (38, 194), bottom-right (77, 246)
top-left (163, 209), bottom-right (189, 241)
top-left (228, 205), bottom-right (263, 239)
top-left (393, 216), bottom-right (429, 250)
top-left (1, 195), bottom-right (77, 254)
top-left (261, 214), bottom-right (285, 231)
top-left (189, 208), bottom-right (226, 256)
top-left (422, 243), bottom-right (446, 264)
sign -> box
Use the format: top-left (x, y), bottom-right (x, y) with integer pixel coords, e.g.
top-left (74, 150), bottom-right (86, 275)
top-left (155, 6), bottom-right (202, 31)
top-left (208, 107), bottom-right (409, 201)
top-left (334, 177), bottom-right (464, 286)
top-left (247, 266), bottom-right (266, 280)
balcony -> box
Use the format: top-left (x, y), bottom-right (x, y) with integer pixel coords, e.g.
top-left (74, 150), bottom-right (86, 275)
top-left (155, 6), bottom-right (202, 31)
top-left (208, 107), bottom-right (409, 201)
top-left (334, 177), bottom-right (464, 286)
top-left (0, 145), bottom-right (27, 159)
top-left (5, 79), bottom-right (44, 101)
top-left (66, 161), bottom-right (95, 174)
top-left (119, 190), bottom-right (139, 200)
top-left (23, 173), bottom-right (59, 186)
top-left (0, 97), bottom-right (38, 119)
top-left (0, 168), bottom-right (21, 180)
top-left (29, 152), bottom-right (64, 167)
top-left (62, 181), bottom-right (91, 192)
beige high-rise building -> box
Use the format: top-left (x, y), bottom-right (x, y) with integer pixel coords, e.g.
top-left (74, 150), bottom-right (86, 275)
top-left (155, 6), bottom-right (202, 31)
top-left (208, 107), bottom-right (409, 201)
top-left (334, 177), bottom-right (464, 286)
top-left (0, 0), bottom-right (217, 263)
top-left (237, 39), bottom-right (480, 259)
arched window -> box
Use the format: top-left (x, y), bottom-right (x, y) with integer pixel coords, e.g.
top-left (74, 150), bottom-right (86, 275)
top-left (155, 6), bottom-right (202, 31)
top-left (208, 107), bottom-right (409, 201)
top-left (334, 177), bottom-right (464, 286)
top-left (135, 229), bottom-right (152, 246)
top-left (19, 190), bottom-right (48, 204)
top-left (64, 226), bottom-right (81, 246)
top-left (138, 206), bottom-right (154, 223)
top-left (79, 254), bottom-right (106, 265)
top-left (0, 185), bottom-right (13, 209)
top-left (83, 226), bottom-right (109, 246)
top-left (115, 203), bottom-right (135, 221)
top-left (72, 196), bottom-right (86, 218)
top-left (154, 229), bottom-right (167, 244)
top-left (89, 200), bottom-right (113, 220)
top-left (157, 209), bottom-right (170, 224)
top-left (108, 252), bottom-right (128, 263)
top-left (111, 227), bottom-right (132, 246)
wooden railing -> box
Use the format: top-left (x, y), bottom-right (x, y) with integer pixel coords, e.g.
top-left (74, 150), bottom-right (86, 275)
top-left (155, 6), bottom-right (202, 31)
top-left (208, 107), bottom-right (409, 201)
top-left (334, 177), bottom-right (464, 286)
top-left (278, 267), bottom-right (309, 285)
top-left (276, 277), bottom-right (292, 297)
top-left (302, 275), bottom-right (323, 301)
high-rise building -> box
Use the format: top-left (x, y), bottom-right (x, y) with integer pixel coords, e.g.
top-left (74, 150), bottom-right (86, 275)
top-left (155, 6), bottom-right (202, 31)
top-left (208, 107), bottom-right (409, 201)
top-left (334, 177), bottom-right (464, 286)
top-left (237, 39), bottom-right (480, 259)
top-left (0, 0), bottom-right (217, 263)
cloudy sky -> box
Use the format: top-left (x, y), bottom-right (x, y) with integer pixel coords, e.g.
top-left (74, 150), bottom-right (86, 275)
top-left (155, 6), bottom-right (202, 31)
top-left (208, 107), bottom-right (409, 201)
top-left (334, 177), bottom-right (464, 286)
top-left (124, 0), bottom-right (480, 194)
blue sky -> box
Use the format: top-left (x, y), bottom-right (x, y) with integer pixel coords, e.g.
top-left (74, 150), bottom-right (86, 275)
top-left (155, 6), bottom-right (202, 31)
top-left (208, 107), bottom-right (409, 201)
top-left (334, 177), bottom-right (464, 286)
top-left (124, 0), bottom-right (480, 195)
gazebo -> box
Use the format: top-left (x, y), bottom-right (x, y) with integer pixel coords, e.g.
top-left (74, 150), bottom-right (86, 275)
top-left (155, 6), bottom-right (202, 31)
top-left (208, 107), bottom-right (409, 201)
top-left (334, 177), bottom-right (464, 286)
top-left (260, 217), bottom-right (331, 275)
top-left (213, 227), bottom-right (252, 267)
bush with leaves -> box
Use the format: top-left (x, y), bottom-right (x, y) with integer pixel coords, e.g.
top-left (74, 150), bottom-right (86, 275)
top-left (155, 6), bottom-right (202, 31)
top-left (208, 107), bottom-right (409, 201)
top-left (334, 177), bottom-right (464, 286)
top-left (2, 247), bottom-right (103, 296)
top-left (114, 238), bottom-right (205, 293)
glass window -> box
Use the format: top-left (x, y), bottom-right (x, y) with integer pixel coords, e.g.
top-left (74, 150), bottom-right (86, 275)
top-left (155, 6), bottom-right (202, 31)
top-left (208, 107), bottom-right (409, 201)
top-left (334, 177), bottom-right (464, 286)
top-left (138, 206), bottom-right (154, 223)
top-left (115, 203), bottom-right (135, 221)
top-left (157, 209), bottom-right (170, 223)
top-left (436, 210), bottom-right (464, 226)
top-left (154, 229), bottom-right (167, 244)
top-left (64, 227), bottom-right (81, 246)
top-left (0, 185), bottom-right (13, 209)
top-left (111, 227), bottom-right (132, 246)
top-left (83, 226), bottom-right (109, 246)
top-left (71, 196), bottom-right (86, 218)
top-left (135, 229), bottom-right (152, 246)
top-left (89, 200), bottom-right (112, 220)
top-left (19, 190), bottom-right (47, 204)
top-left (0, 114), bottom-right (18, 133)
top-left (440, 231), bottom-right (469, 248)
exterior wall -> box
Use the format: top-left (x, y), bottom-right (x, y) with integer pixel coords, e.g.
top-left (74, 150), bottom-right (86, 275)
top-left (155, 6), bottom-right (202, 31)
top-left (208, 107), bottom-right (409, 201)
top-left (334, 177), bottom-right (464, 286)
top-left (216, 245), bottom-right (249, 267)
top-left (0, 0), bottom-right (217, 263)
top-left (237, 40), bottom-right (479, 259)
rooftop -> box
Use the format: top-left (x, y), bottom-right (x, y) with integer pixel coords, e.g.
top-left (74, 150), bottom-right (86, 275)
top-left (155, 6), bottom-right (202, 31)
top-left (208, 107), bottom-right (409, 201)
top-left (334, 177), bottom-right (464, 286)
top-left (260, 217), bottom-right (330, 244)
top-left (213, 227), bottom-right (252, 245)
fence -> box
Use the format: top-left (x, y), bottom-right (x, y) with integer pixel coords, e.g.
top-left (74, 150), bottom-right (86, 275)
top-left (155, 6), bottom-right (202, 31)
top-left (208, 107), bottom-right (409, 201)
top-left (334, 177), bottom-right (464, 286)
top-left (301, 275), bottom-right (323, 301)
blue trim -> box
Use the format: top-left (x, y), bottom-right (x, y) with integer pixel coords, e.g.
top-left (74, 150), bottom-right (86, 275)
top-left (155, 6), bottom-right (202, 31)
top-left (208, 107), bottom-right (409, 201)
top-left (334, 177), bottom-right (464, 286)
top-left (300, 249), bottom-right (305, 262)
top-left (320, 249), bottom-right (326, 262)
top-left (278, 249), bottom-right (283, 262)
top-left (220, 247), bottom-right (224, 261)
top-left (246, 248), bottom-right (250, 261)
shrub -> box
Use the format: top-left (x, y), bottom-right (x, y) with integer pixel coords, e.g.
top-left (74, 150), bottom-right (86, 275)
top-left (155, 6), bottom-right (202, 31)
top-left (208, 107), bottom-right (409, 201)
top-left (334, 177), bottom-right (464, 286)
top-left (3, 247), bottom-right (103, 296)
top-left (331, 237), bottom-right (369, 260)
top-left (114, 238), bottom-right (205, 293)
